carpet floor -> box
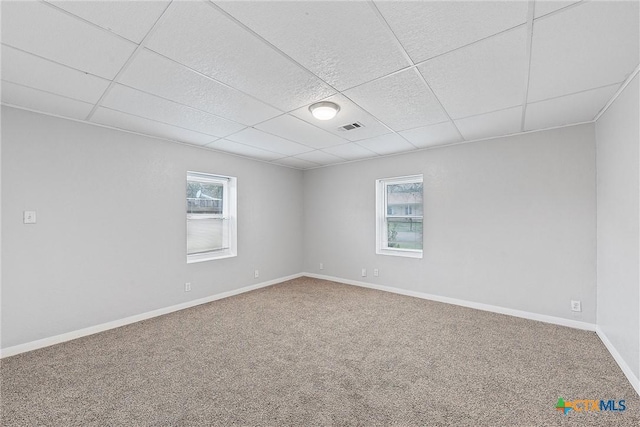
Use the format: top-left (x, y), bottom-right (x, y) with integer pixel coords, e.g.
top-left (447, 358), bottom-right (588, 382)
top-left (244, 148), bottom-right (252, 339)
top-left (1, 276), bottom-right (638, 426)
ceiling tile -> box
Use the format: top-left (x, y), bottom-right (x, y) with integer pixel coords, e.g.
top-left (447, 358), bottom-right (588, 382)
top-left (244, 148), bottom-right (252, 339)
top-left (1, 1), bottom-right (136, 79)
top-left (455, 106), bottom-right (523, 141)
top-left (46, 0), bottom-right (170, 43)
top-left (294, 150), bottom-right (346, 166)
top-left (146, 1), bottom-right (334, 111)
top-left (1, 81), bottom-right (93, 120)
top-left (375, 0), bottom-right (528, 63)
top-left (528, 0), bottom-right (639, 102)
top-left (322, 143), bottom-right (378, 161)
top-left (92, 107), bottom-right (216, 146)
top-left (290, 94), bottom-right (391, 142)
top-left (344, 68), bottom-right (448, 131)
top-left (272, 157), bottom-right (319, 170)
top-left (101, 84), bottom-right (244, 138)
top-left (119, 49), bottom-right (281, 126)
top-left (216, 1), bottom-right (410, 90)
top-left (226, 128), bottom-right (312, 156)
top-left (399, 122), bottom-right (463, 148)
top-left (206, 139), bottom-right (284, 161)
top-left (355, 133), bottom-right (416, 156)
top-left (1, 45), bottom-right (110, 104)
top-left (533, 1), bottom-right (581, 19)
top-left (525, 84), bottom-right (619, 131)
top-left (418, 27), bottom-right (528, 119)
top-left (254, 114), bottom-right (347, 149)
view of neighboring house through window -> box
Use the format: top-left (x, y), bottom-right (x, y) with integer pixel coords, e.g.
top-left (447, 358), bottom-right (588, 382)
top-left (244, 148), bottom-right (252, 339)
top-left (376, 174), bottom-right (423, 258)
top-left (186, 171), bottom-right (237, 263)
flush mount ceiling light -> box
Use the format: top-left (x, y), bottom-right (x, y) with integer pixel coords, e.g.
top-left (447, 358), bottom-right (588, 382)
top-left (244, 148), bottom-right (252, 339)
top-left (309, 101), bottom-right (340, 120)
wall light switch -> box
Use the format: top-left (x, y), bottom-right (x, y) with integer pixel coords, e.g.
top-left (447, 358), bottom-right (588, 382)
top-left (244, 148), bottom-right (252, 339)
top-left (23, 211), bottom-right (37, 224)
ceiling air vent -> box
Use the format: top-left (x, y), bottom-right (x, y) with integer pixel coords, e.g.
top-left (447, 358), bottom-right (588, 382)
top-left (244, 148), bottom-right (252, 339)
top-left (338, 122), bottom-right (364, 131)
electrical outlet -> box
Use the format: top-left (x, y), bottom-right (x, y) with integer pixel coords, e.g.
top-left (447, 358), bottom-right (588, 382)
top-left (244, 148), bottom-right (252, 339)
top-left (361, 268), bottom-right (366, 277)
top-left (23, 211), bottom-right (37, 224)
top-left (571, 300), bottom-right (581, 312)
top-left (319, 263), bottom-right (324, 270)
top-left (373, 269), bottom-right (379, 277)
top-left (185, 282), bottom-right (191, 292)
top-left (254, 270), bottom-right (259, 279)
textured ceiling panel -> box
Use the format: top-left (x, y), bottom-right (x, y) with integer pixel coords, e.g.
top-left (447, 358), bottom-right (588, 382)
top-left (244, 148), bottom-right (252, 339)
top-left (290, 94), bottom-right (391, 142)
top-left (102, 84), bottom-right (244, 138)
top-left (294, 150), bottom-right (346, 166)
top-left (455, 107), bottom-right (523, 141)
top-left (528, 0), bottom-right (639, 102)
top-left (1, 1), bottom-right (136, 79)
top-left (226, 128), bottom-right (313, 156)
top-left (419, 27), bottom-right (528, 119)
top-left (92, 107), bottom-right (217, 146)
top-left (375, 0), bottom-right (528, 63)
top-left (322, 143), bottom-right (378, 161)
top-left (1, 81), bottom-right (93, 120)
top-left (216, 1), bottom-right (410, 90)
top-left (1, 45), bottom-right (110, 104)
top-left (399, 121), bottom-right (463, 148)
top-left (255, 114), bottom-right (347, 149)
top-left (355, 133), bottom-right (415, 156)
top-left (46, 0), bottom-right (170, 43)
top-left (525, 84), bottom-right (619, 131)
top-left (273, 157), bottom-right (319, 169)
top-left (533, 0), bottom-right (581, 19)
top-left (344, 68), bottom-right (448, 131)
top-left (146, 1), bottom-right (335, 111)
top-left (206, 139), bottom-right (284, 161)
top-left (119, 49), bottom-right (281, 126)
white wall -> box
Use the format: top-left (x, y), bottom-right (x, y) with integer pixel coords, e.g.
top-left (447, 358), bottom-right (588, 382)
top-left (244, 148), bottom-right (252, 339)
top-left (1, 106), bottom-right (304, 349)
top-left (304, 124), bottom-right (597, 323)
top-left (595, 75), bottom-right (639, 382)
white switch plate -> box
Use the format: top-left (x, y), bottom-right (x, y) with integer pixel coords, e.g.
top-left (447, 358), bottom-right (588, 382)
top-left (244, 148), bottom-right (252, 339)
top-left (23, 211), bottom-right (36, 224)
top-left (571, 300), bottom-right (581, 312)
top-left (254, 270), bottom-right (259, 278)
top-left (361, 268), bottom-right (366, 277)
top-left (185, 282), bottom-right (191, 292)
top-left (373, 269), bottom-right (379, 277)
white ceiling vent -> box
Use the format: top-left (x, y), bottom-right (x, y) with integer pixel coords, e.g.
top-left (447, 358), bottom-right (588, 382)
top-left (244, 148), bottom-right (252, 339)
top-left (338, 122), bottom-right (364, 131)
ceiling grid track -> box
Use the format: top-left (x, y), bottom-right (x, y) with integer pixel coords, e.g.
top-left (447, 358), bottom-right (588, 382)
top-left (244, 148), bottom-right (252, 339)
top-left (83, 0), bottom-right (175, 121)
top-left (520, 0), bottom-right (537, 132)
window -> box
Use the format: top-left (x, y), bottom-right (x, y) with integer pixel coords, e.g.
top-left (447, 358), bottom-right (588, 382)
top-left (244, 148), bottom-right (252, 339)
top-left (376, 174), bottom-right (423, 258)
top-left (186, 171), bottom-right (237, 263)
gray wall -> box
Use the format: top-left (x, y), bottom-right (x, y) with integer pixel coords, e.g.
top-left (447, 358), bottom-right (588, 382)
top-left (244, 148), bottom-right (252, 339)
top-left (1, 106), bottom-right (304, 348)
top-left (595, 75), bottom-right (639, 380)
top-left (304, 124), bottom-right (597, 323)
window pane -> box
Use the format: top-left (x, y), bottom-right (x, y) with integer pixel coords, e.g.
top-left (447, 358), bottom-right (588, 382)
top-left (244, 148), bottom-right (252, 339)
top-left (387, 218), bottom-right (423, 250)
top-left (187, 182), bottom-right (224, 215)
top-left (187, 218), bottom-right (225, 254)
top-left (387, 182), bottom-right (423, 216)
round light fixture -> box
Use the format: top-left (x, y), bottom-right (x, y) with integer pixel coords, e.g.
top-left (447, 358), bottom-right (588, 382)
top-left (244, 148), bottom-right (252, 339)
top-left (309, 101), bottom-right (340, 121)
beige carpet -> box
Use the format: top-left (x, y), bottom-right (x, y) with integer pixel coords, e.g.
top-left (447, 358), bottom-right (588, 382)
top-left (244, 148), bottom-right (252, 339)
top-left (1, 277), bottom-right (638, 426)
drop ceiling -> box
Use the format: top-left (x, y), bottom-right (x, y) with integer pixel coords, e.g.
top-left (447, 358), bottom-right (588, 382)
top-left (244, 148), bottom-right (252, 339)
top-left (1, 1), bottom-right (638, 169)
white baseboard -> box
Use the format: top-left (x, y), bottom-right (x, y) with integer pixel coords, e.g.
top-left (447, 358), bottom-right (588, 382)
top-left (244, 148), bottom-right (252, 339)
top-left (596, 326), bottom-right (640, 396)
top-left (0, 273), bottom-right (303, 358)
top-left (304, 272), bottom-right (596, 331)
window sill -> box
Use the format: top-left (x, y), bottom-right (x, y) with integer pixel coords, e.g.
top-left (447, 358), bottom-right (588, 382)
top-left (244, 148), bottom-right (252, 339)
top-left (187, 251), bottom-right (236, 264)
top-left (376, 248), bottom-right (423, 259)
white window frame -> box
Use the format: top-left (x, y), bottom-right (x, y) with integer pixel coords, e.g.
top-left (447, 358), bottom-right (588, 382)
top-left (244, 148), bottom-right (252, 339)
top-left (187, 171), bottom-right (237, 263)
top-left (376, 174), bottom-right (423, 259)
